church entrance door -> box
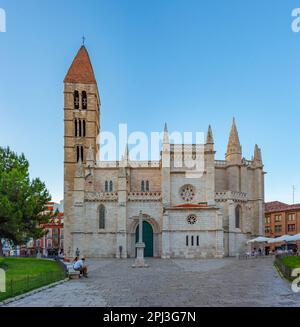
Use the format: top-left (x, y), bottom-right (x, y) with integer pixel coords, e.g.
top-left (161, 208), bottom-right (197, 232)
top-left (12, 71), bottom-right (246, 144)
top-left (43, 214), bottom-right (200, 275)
top-left (135, 221), bottom-right (153, 257)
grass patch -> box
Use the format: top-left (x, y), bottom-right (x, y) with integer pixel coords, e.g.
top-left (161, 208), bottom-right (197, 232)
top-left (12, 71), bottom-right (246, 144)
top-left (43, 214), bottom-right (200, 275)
top-left (0, 257), bottom-right (66, 302)
top-left (281, 256), bottom-right (300, 270)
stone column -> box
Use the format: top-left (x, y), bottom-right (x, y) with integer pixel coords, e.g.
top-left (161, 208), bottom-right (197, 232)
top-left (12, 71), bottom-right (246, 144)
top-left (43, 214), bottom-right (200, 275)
top-left (72, 161), bottom-right (85, 257)
top-left (228, 199), bottom-right (236, 256)
top-left (132, 211), bottom-right (148, 268)
top-left (161, 212), bottom-right (170, 259)
top-left (215, 211), bottom-right (224, 258)
top-left (117, 166), bottom-right (128, 259)
top-left (205, 140), bottom-right (216, 206)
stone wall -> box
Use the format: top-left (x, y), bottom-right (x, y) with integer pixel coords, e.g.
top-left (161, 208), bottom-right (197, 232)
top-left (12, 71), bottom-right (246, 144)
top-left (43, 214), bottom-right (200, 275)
top-left (165, 208), bottom-right (223, 258)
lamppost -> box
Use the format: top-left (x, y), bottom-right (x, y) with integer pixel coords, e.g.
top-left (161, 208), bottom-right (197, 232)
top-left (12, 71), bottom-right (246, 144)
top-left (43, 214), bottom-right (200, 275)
top-left (132, 210), bottom-right (148, 268)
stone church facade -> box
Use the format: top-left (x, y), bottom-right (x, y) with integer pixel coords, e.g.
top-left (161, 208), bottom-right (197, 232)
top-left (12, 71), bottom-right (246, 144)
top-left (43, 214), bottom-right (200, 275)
top-left (63, 46), bottom-right (265, 259)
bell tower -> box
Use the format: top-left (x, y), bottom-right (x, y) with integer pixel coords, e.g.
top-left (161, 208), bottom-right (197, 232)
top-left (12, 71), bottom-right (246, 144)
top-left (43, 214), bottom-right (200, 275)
top-left (63, 45), bottom-right (100, 258)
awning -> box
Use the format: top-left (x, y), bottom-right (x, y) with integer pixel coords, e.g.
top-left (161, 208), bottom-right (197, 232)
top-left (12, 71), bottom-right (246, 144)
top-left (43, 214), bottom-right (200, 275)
top-left (285, 233), bottom-right (300, 242)
top-left (247, 236), bottom-right (271, 244)
top-left (267, 235), bottom-right (290, 244)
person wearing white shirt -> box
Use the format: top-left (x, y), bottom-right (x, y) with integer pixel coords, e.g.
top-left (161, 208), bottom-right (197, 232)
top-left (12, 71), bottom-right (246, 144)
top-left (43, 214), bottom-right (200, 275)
top-left (73, 257), bottom-right (88, 277)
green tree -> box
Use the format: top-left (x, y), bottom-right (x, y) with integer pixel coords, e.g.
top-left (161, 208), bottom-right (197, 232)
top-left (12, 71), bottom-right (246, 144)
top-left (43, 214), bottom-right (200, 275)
top-left (0, 147), bottom-right (51, 255)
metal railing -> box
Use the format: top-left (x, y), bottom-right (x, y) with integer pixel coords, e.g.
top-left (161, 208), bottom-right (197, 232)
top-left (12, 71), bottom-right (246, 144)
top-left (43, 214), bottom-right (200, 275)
top-left (274, 253), bottom-right (299, 280)
top-left (0, 270), bottom-right (66, 302)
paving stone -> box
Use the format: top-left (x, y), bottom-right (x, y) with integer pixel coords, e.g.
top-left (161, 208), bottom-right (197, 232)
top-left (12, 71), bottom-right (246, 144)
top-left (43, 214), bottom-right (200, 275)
top-left (2, 257), bottom-right (300, 307)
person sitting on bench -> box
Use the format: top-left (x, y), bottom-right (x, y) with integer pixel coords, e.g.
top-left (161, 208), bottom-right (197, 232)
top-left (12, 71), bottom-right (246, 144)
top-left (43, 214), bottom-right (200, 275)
top-left (73, 256), bottom-right (88, 277)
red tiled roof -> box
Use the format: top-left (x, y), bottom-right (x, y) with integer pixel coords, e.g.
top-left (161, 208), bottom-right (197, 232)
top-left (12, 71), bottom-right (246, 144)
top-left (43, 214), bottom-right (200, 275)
top-left (265, 201), bottom-right (300, 213)
top-left (64, 46), bottom-right (96, 84)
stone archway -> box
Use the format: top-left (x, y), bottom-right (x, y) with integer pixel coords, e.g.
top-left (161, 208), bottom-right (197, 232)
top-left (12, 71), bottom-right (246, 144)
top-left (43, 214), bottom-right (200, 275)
top-left (135, 221), bottom-right (154, 257)
top-left (128, 214), bottom-right (160, 258)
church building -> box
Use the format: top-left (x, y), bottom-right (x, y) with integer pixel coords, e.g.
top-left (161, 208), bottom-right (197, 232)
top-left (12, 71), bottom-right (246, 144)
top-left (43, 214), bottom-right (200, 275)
top-left (63, 45), bottom-right (265, 259)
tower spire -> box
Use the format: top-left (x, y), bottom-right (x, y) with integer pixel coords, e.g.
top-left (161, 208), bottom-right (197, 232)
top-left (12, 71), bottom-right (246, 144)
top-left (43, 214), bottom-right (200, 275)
top-left (64, 45), bottom-right (96, 84)
top-left (206, 124), bottom-right (214, 144)
top-left (226, 117), bottom-right (242, 162)
top-left (121, 143), bottom-right (130, 167)
top-left (253, 144), bottom-right (263, 166)
top-left (163, 123), bottom-right (169, 144)
top-left (124, 143), bottom-right (129, 161)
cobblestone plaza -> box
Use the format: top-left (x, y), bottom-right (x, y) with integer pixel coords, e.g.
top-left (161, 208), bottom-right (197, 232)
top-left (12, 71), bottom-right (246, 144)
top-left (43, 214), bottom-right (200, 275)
top-left (2, 257), bottom-right (300, 307)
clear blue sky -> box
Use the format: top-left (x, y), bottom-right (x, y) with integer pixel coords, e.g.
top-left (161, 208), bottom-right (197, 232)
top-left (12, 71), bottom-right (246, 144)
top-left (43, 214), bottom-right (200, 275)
top-left (0, 0), bottom-right (300, 204)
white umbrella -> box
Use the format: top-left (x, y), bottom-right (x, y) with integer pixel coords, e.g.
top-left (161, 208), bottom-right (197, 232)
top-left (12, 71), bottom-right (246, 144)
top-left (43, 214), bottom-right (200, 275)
top-left (285, 233), bottom-right (300, 242)
top-left (267, 235), bottom-right (290, 244)
top-left (247, 236), bottom-right (271, 244)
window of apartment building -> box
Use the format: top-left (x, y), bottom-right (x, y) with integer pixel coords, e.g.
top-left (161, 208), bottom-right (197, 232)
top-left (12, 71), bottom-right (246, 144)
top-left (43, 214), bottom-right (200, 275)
top-left (288, 224), bottom-right (296, 232)
top-left (52, 228), bottom-right (59, 248)
top-left (265, 216), bottom-right (271, 224)
top-left (265, 227), bottom-right (271, 234)
top-left (288, 213), bottom-right (296, 221)
top-left (274, 225), bottom-right (282, 233)
top-left (274, 215), bottom-right (282, 222)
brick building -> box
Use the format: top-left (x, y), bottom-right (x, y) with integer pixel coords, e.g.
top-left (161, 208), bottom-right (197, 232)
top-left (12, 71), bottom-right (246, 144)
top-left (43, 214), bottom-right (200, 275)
top-left (265, 201), bottom-right (300, 251)
top-left (33, 202), bottom-right (64, 256)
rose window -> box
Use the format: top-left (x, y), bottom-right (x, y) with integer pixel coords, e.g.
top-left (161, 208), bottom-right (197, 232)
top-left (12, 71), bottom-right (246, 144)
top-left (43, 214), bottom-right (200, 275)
top-left (180, 184), bottom-right (195, 202)
top-left (187, 214), bottom-right (197, 225)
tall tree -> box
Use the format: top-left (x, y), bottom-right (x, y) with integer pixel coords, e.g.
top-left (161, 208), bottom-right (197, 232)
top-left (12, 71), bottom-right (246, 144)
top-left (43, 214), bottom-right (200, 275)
top-left (0, 147), bottom-right (51, 255)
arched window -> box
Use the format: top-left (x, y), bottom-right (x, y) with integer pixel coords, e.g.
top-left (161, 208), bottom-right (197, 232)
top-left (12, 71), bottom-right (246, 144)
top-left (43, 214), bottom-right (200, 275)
top-left (186, 235), bottom-right (189, 246)
top-left (109, 181), bottom-right (113, 192)
top-left (78, 119), bottom-right (82, 137)
top-left (76, 146), bottom-right (80, 162)
top-left (81, 146), bottom-right (84, 162)
top-left (83, 120), bottom-right (86, 137)
top-left (146, 180), bottom-right (149, 192)
top-left (82, 91), bottom-right (87, 110)
top-left (105, 181), bottom-right (108, 192)
top-left (74, 119), bottom-right (78, 137)
top-left (141, 181), bottom-right (145, 192)
top-left (99, 205), bottom-right (105, 229)
top-left (235, 205), bottom-right (241, 229)
top-left (191, 236), bottom-right (194, 246)
top-left (196, 235), bottom-right (199, 246)
top-left (74, 91), bottom-right (79, 109)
